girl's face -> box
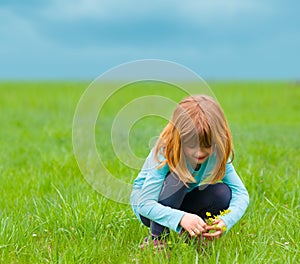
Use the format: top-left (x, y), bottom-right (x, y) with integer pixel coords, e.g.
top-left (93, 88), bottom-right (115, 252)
top-left (182, 142), bottom-right (212, 169)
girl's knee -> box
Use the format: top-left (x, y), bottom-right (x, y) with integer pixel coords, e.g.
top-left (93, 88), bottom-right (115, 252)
top-left (140, 215), bottom-right (150, 227)
top-left (212, 183), bottom-right (232, 205)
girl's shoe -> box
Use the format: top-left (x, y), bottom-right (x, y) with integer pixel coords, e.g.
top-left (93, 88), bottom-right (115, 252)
top-left (140, 236), bottom-right (167, 251)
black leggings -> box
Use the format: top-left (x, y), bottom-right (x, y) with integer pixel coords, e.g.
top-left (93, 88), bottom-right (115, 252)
top-left (140, 172), bottom-right (232, 237)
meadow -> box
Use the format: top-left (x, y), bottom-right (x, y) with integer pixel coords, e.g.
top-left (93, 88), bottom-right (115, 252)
top-left (0, 81), bottom-right (299, 263)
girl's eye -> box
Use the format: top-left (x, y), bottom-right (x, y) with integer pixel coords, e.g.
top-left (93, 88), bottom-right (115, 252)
top-left (189, 145), bottom-right (211, 149)
top-left (185, 141), bottom-right (211, 149)
top-left (188, 144), bottom-right (197, 148)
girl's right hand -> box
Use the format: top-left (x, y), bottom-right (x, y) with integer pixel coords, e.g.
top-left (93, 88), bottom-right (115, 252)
top-left (180, 213), bottom-right (207, 236)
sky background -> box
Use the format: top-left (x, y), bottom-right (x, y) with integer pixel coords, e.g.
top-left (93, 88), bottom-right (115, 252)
top-left (0, 0), bottom-right (299, 80)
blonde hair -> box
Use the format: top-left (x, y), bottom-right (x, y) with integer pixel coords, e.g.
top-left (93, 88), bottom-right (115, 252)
top-left (154, 95), bottom-right (234, 184)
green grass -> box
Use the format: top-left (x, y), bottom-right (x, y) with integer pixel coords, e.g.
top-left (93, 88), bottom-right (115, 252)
top-left (0, 81), bottom-right (299, 263)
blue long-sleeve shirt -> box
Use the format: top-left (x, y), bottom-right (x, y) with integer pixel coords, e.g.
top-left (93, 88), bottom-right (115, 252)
top-left (130, 149), bottom-right (249, 233)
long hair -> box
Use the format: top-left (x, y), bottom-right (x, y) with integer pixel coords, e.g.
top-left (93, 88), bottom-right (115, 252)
top-left (154, 95), bottom-right (234, 184)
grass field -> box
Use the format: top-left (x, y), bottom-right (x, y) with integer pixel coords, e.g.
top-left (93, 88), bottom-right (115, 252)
top-left (0, 81), bottom-right (299, 263)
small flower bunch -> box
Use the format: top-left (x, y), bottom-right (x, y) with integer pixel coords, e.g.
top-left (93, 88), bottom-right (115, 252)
top-left (205, 209), bottom-right (231, 232)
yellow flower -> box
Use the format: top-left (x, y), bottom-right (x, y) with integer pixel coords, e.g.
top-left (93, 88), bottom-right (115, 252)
top-left (206, 217), bottom-right (214, 225)
top-left (219, 209), bottom-right (231, 216)
top-left (206, 212), bottom-right (212, 217)
top-left (221, 226), bottom-right (227, 231)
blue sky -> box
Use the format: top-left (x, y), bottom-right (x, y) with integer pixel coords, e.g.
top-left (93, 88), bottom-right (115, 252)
top-left (0, 0), bottom-right (299, 80)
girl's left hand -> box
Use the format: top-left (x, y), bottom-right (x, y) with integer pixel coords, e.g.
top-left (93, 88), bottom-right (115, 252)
top-left (202, 219), bottom-right (226, 240)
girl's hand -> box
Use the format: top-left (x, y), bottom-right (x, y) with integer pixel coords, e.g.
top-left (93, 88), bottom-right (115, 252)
top-left (180, 213), bottom-right (207, 236)
top-left (202, 219), bottom-right (226, 240)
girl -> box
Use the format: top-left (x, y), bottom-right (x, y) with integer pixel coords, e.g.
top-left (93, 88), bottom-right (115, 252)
top-left (130, 95), bottom-right (249, 246)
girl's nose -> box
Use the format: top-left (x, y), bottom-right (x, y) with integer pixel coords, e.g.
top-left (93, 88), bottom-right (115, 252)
top-left (195, 148), bottom-right (205, 156)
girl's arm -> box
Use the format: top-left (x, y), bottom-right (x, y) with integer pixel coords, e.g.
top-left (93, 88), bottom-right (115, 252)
top-left (136, 167), bottom-right (186, 232)
top-left (132, 150), bottom-right (186, 232)
top-left (219, 163), bottom-right (249, 231)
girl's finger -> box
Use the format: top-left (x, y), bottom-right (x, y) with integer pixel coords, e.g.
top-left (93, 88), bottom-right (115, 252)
top-left (205, 225), bottom-right (221, 231)
top-left (199, 220), bottom-right (207, 228)
top-left (203, 230), bottom-right (222, 239)
top-left (196, 224), bottom-right (206, 233)
top-left (212, 220), bottom-right (221, 225)
top-left (189, 230), bottom-right (196, 236)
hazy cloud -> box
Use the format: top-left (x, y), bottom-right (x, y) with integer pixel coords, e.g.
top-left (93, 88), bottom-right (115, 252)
top-left (0, 0), bottom-right (299, 79)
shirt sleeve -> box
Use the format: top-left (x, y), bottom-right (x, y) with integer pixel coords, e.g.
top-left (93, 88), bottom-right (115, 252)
top-left (134, 153), bottom-right (185, 233)
top-left (219, 163), bottom-right (249, 231)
